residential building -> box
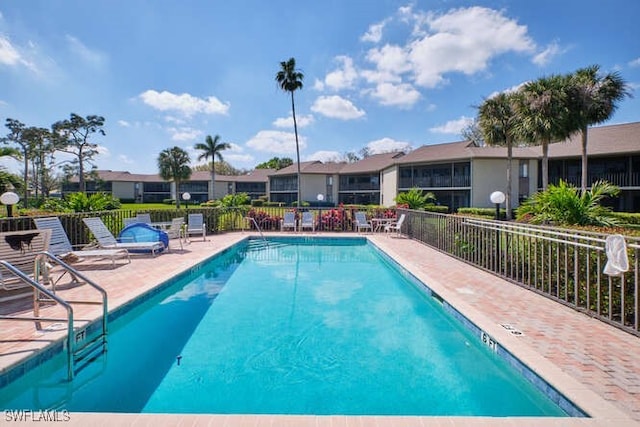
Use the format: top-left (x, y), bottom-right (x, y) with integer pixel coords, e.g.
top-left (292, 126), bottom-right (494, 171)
top-left (337, 152), bottom-right (405, 205)
top-left (269, 161), bottom-right (345, 205)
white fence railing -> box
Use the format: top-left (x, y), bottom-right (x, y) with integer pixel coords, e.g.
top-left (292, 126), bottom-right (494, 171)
top-left (400, 209), bottom-right (640, 336)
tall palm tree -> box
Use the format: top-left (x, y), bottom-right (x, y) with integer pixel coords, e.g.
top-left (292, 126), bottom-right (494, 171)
top-left (276, 57), bottom-right (304, 207)
top-left (515, 74), bottom-right (572, 190)
top-left (194, 134), bottom-right (231, 200)
top-left (477, 92), bottom-right (519, 220)
top-left (157, 146), bottom-right (192, 208)
top-left (567, 65), bottom-right (630, 192)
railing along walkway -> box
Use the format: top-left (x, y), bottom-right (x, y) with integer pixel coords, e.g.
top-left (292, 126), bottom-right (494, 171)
top-left (401, 209), bottom-right (640, 336)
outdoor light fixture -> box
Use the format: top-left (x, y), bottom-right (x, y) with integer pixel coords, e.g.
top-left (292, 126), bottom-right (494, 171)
top-left (182, 192), bottom-right (191, 209)
top-left (0, 191), bottom-right (20, 217)
top-left (490, 191), bottom-right (506, 221)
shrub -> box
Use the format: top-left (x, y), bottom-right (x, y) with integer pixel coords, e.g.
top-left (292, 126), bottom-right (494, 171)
top-left (163, 198), bottom-right (176, 205)
top-left (251, 199), bottom-right (264, 207)
top-left (65, 192), bottom-right (121, 212)
top-left (395, 188), bottom-right (436, 209)
top-left (516, 180), bottom-right (620, 226)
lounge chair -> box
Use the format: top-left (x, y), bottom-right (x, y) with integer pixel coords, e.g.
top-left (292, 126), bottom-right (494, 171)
top-left (83, 217), bottom-right (165, 256)
top-left (34, 217), bottom-right (130, 268)
top-left (281, 212), bottom-right (296, 232)
top-left (123, 217), bottom-right (138, 227)
top-left (385, 213), bottom-right (406, 237)
top-left (300, 212), bottom-right (315, 232)
top-left (186, 213), bottom-right (206, 242)
top-left (354, 212), bottom-right (372, 234)
top-left (165, 217), bottom-right (185, 251)
top-left (0, 229), bottom-right (51, 291)
top-left (136, 213), bottom-right (152, 224)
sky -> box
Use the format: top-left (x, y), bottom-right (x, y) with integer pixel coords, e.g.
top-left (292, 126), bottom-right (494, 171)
top-left (0, 0), bottom-right (639, 175)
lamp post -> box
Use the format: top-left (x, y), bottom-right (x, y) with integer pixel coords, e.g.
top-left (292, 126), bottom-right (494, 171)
top-left (0, 191), bottom-right (20, 217)
top-left (490, 191), bottom-right (506, 221)
top-left (489, 190), bottom-right (505, 273)
top-left (182, 192), bottom-right (191, 209)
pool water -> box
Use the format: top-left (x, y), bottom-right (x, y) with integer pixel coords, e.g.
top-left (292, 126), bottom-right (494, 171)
top-left (0, 238), bottom-right (570, 416)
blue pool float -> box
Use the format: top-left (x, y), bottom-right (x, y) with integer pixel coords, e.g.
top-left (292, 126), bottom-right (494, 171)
top-left (118, 223), bottom-right (168, 253)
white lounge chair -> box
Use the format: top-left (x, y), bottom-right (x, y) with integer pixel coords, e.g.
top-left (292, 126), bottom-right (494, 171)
top-left (186, 213), bottom-right (206, 242)
top-left (165, 217), bottom-right (185, 251)
top-left (136, 213), bottom-right (152, 224)
top-left (354, 212), bottom-right (372, 234)
top-left (0, 229), bottom-right (51, 291)
top-left (281, 212), bottom-right (296, 232)
top-left (34, 217), bottom-right (130, 268)
top-left (123, 217), bottom-right (138, 227)
top-left (300, 212), bottom-right (315, 232)
top-left (384, 213), bottom-right (406, 237)
top-left (83, 217), bottom-right (165, 256)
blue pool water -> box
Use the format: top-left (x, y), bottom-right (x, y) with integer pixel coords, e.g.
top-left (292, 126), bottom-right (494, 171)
top-left (0, 238), bottom-right (573, 416)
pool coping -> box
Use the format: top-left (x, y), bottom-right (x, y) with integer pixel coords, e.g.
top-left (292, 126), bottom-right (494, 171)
top-left (0, 232), bottom-right (636, 426)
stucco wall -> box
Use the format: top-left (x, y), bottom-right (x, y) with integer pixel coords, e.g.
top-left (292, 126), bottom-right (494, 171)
top-left (112, 181), bottom-right (135, 200)
top-left (381, 166), bottom-right (398, 207)
top-left (471, 158), bottom-right (519, 209)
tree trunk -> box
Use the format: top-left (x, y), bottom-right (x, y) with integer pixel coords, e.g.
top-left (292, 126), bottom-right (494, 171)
top-left (175, 180), bottom-right (181, 208)
top-left (291, 92), bottom-right (301, 208)
top-left (22, 151), bottom-right (28, 209)
top-left (211, 160), bottom-right (216, 200)
top-left (506, 142), bottom-right (512, 220)
top-left (78, 147), bottom-right (85, 193)
top-left (580, 125), bottom-right (588, 193)
top-left (541, 140), bottom-right (549, 190)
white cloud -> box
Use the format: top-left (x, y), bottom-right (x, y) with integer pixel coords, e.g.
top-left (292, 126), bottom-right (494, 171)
top-left (118, 120), bottom-right (131, 127)
top-left (310, 95), bottom-right (365, 120)
top-left (365, 44), bottom-right (412, 84)
top-left (245, 130), bottom-right (307, 154)
top-left (118, 154), bottom-right (134, 164)
top-left (430, 116), bottom-right (474, 134)
top-left (0, 36), bottom-right (36, 71)
top-left (0, 36), bottom-right (22, 66)
top-left (366, 137), bottom-right (412, 154)
top-left (369, 82), bottom-right (421, 107)
top-left (168, 126), bottom-right (202, 141)
top-left (306, 150), bottom-right (342, 163)
top-left (272, 114), bottom-right (314, 128)
top-left (408, 7), bottom-right (535, 88)
top-left (139, 90), bottom-right (230, 116)
top-left (361, 20), bottom-right (387, 43)
top-left (629, 57), bottom-right (640, 68)
top-left (65, 35), bottom-right (107, 66)
top-left (323, 56), bottom-right (358, 91)
top-left (532, 41), bottom-right (565, 66)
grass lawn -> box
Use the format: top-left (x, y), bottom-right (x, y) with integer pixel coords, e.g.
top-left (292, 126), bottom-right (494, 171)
top-left (120, 203), bottom-right (183, 210)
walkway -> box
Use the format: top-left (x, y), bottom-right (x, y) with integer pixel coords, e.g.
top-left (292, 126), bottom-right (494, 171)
top-left (0, 232), bottom-right (638, 426)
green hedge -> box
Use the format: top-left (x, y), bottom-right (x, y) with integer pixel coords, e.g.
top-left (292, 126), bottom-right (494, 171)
top-left (457, 207), bottom-right (503, 218)
top-left (423, 205), bottom-right (449, 213)
top-left (611, 212), bottom-right (640, 225)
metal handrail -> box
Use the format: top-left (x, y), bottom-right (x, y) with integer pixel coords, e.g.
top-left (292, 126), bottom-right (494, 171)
top-left (0, 260), bottom-right (75, 380)
top-left (244, 216), bottom-right (268, 244)
top-left (36, 251), bottom-right (108, 343)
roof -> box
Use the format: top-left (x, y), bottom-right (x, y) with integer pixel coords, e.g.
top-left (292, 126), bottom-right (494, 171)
top-left (71, 169), bottom-right (273, 183)
top-left (339, 151), bottom-right (405, 174)
top-left (272, 161), bottom-right (347, 176)
top-left (543, 122), bottom-right (640, 158)
top-left (397, 140), bottom-right (539, 164)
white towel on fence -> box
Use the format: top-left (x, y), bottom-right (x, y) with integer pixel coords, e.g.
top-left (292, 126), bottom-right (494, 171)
top-left (603, 234), bottom-right (629, 277)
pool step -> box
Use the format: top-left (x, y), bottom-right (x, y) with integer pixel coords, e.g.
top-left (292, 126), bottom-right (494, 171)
top-left (73, 332), bottom-right (107, 374)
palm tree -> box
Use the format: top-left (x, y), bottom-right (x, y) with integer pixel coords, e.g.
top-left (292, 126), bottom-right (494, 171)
top-left (477, 92), bottom-right (519, 219)
top-left (194, 134), bottom-right (230, 200)
top-left (157, 146), bottom-right (192, 208)
top-left (515, 74), bottom-right (573, 190)
top-left (567, 65), bottom-right (630, 192)
top-left (276, 57), bottom-right (304, 207)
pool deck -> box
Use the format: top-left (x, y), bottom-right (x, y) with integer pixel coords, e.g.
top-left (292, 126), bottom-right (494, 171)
top-left (0, 231), bottom-right (639, 426)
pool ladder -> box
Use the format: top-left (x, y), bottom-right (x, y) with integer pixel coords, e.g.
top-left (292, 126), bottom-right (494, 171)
top-left (0, 252), bottom-right (108, 381)
top-left (244, 217), bottom-right (269, 249)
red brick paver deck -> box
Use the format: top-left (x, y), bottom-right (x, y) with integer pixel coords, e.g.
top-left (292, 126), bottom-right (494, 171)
top-left (1, 232), bottom-right (638, 427)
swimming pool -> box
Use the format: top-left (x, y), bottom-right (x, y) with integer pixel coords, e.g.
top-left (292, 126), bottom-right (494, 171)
top-left (0, 237), bottom-right (580, 416)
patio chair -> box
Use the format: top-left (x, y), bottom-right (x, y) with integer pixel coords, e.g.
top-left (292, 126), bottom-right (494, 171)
top-left (281, 212), bottom-right (296, 232)
top-left (186, 213), bottom-right (206, 242)
top-left (136, 213), bottom-right (152, 224)
top-left (354, 212), bottom-right (372, 234)
top-left (123, 217), bottom-right (138, 227)
top-left (165, 217), bottom-right (185, 251)
top-left (34, 217), bottom-right (130, 268)
top-left (0, 229), bottom-right (51, 291)
top-left (82, 217), bottom-right (165, 256)
top-left (384, 213), bottom-right (406, 237)
top-left (300, 212), bottom-right (315, 232)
